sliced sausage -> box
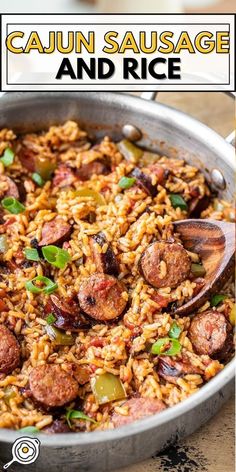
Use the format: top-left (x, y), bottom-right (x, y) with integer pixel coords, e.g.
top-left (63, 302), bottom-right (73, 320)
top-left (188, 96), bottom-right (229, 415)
top-left (38, 216), bottom-right (71, 247)
top-left (43, 419), bottom-right (70, 434)
top-left (18, 146), bottom-right (37, 172)
top-left (189, 310), bottom-right (231, 358)
top-left (0, 325), bottom-right (20, 374)
top-left (0, 175), bottom-right (19, 200)
top-left (73, 365), bottom-right (91, 385)
top-left (139, 241), bottom-right (191, 289)
top-left (78, 273), bottom-right (127, 321)
top-left (29, 364), bottom-right (79, 408)
top-left (130, 167), bottom-right (158, 197)
top-left (189, 195), bottom-right (210, 218)
top-left (89, 232), bottom-right (119, 276)
top-left (144, 164), bottom-right (168, 185)
top-left (157, 356), bottom-right (202, 384)
top-left (112, 397), bottom-right (166, 427)
top-left (44, 294), bottom-right (90, 331)
top-left (52, 164), bottom-right (77, 188)
top-left (76, 160), bottom-right (110, 181)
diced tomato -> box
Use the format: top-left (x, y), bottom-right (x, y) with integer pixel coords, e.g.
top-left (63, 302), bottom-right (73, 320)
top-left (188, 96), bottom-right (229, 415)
top-left (151, 293), bottom-right (170, 309)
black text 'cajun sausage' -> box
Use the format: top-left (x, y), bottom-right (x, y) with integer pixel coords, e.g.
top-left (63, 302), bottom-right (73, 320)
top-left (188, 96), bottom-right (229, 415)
top-left (29, 364), bottom-right (79, 408)
top-left (44, 294), bottom-right (90, 331)
top-left (189, 310), bottom-right (231, 357)
top-left (78, 273), bottom-right (127, 321)
top-left (0, 325), bottom-right (20, 374)
top-left (139, 241), bottom-right (191, 289)
top-left (89, 232), bottom-right (119, 276)
top-left (0, 175), bottom-right (20, 200)
top-left (38, 216), bottom-right (71, 247)
top-left (112, 397), bottom-right (166, 427)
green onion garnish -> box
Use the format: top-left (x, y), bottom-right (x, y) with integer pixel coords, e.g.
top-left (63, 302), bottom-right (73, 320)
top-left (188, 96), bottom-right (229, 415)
top-left (42, 245), bottom-right (71, 269)
top-left (118, 176), bottom-right (136, 189)
top-left (168, 322), bottom-right (181, 339)
top-left (1, 197), bottom-right (25, 214)
top-left (0, 147), bottom-right (14, 167)
top-left (18, 426), bottom-right (40, 434)
top-left (170, 194), bottom-right (188, 211)
top-left (151, 337), bottom-right (182, 356)
top-left (46, 313), bottom-right (57, 325)
top-left (210, 294), bottom-right (227, 307)
top-left (191, 263), bottom-right (206, 278)
top-left (32, 172), bottom-right (45, 187)
top-left (25, 276), bottom-right (58, 294)
top-left (66, 409), bottom-right (97, 428)
top-left (24, 248), bottom-right (40, 261)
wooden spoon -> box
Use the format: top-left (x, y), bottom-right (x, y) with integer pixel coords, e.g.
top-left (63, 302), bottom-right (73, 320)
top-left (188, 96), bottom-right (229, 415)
top-left (173, 219), bottom-right (235, 316)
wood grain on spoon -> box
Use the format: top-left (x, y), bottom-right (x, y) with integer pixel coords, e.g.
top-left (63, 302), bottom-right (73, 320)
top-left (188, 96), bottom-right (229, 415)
top-left (173, 219), bottom-right (235, 316)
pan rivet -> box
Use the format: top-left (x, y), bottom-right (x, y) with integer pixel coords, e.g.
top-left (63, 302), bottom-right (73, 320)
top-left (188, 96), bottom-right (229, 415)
top-left (122, 124), bottom-right (142, 142)
top-left (211, 169), bottom-right (226, 190)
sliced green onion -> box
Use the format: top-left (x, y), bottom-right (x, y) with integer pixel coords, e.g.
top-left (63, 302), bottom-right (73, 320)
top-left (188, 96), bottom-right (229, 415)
top-left (0, 234), bottom-right (9, 253)
top-left (151, 337), bottom-right (182, 356)
top-left (118, 176), bottom-right (136, 189)
top-left (32, 172), bottom-right (45, 187)
top-left (25, 275), bottom-right (58, 294)
top-left (0, 147), bottom-right (14, 166)
top-left (66, 409), bottom-right (97, 428)
top-left (210, 294), bottom-right (227, 307)
top-left (24, 247), bottom-right (40, 261)
top-left (42, 245), bottom-right (71, 269)
top-left (170, 194), bottom-right (188, 211)
top-left (46, 313), bottom-right (57, 325)
top-left (191, 263), bottom-right (206, 278)
top-left (45, 325), bottom-right (74, 345)
top-left (168, 322), bottom-right (181, 339)
top-left (1, 197), bottom-right (25, 214)
top-left (18, 426), bottom-right (40, 434)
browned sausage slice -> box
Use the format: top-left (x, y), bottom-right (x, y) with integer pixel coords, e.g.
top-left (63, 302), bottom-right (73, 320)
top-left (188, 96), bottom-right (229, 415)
top-left (0, 325), bottom-right (20, 374)
top-left (78, 273), bottom-right (127, 321)
top-left (43, 419), bottom-right (70, 434)
top-left (44, 294), bottom-right (90, 331)
top-left (89, 232), bottom-right (119, 276)
top-left (139, 241), bottom-right (191, 288)
top-left (52, 164), bottom-right (77, 188)
top-left (76, 160), bottom-right (110, 181)
top-left (0, 175), bottom-right (20, 200)
top-left (112, 397), bottom-right (166, 427)
top-left (157, 356), bottom-right (202, 384)
top-left (189, 310), bottom-right (230, 357)
top-left (29, 364), bottom-right (79, 408)
top-left (38, 216), bottom-right (71, 247)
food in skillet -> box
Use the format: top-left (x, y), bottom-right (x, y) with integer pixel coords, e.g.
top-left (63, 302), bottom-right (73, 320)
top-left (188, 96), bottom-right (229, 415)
top-left (0, 122), bottom-right (234, 433)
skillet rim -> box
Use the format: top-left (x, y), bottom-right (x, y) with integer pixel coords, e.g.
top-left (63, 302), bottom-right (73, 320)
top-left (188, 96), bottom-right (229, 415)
top-left (0, 91), bottom-right (234, 446)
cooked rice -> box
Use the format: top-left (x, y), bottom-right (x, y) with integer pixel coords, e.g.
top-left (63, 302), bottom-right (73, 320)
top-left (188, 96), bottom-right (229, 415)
top-left (0, 120), bottom-right (234, 432)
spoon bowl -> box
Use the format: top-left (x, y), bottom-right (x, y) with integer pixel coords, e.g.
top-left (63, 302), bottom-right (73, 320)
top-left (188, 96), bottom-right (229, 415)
top-left (173, 219), bottom-right (235, 315)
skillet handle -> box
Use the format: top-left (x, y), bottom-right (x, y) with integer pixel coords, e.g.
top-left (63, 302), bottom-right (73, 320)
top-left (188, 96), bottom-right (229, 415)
top-left (141, 91), bottom-right (235, 146)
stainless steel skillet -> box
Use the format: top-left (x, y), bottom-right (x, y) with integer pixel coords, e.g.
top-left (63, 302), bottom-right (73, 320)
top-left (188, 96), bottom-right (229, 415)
top-left (0, 91), bottom-right (235, 472)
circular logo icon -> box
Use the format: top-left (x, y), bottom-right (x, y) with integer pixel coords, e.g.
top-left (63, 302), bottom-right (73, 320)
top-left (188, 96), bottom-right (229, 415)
top-left (3, 437), bottom-right (40, 469)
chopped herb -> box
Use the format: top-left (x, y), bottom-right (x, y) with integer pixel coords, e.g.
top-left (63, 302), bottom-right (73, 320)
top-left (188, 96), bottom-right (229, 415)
top-left (24, 248), bottom-right (40, 261)
top-left (170, 194), bottom-right (188, 211)
top-left (32, 172), bottom-right (45, 187)
top-left (18, 426), bottom-right (40, 434)
top-left (118, 176), bottom-right (136, 190)
top-left (151, 337), bottom-right (182, 356)
top-left (66, 409), bottom-right (97, 428)
top-left (0, 147), bottom-right (14, 167)
top-left (42, 245), bottom-right (71, 269)
top-left (168, 322), bottom-right (181, 339)
top-left (1, 197), bottom-right (25, 214)
top-left (46, 313), bottom-right (57, 325)
top-left (210, 294), bottom-right (227, 307)
top-left (25, 276), bottom-right (58, 294)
